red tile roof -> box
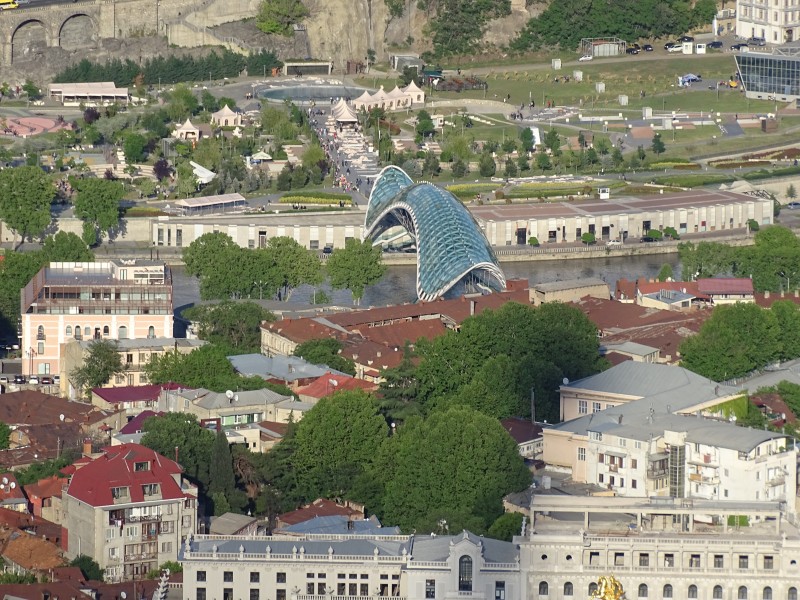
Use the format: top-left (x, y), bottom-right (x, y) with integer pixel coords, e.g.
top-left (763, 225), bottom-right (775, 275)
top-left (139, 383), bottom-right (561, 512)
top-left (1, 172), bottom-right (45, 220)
top-left (278, 498), bottom-right (362, 526)
top-left (0, 526), bottom-right (65, 571)
top-left (697, 277), bottom-right (754, 295)
top-left (752, 392), bottom-right (797, 426)
top-left (296, 373), bottom-right (377, 400)
top-left (0, 473), bottom-right (26, 503)
top-left (0, 506), bottom-right (62, 543)
top-left (353, 318), bottom-right (447, 347)
top-left (0, 583), bottom-right (88, 600)
top-left (24, 475), bottom-right (69, 503)
top-left (92, 383), bottom-right (184, 405)
top-left (0, 391), bottom-right (117, 427)
top-left (605, 351), bottom-right (634, 366)
top-left (500, 418), bottom-right (542, 445)
top-left (119, 410), bottom-right (164, 434)
top-left (755, 291), bottom-right (800, 308)
top-left (65, 443), bottom-right (188, 507)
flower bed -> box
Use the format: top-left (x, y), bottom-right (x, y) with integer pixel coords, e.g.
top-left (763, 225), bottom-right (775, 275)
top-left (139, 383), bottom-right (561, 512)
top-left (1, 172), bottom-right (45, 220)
top-left (280, 195), bottom-right (353, 205)
top-left (710, 160), bottom-right (771, 168)
top-left (744, 148), bottom-right (800, 160)
top-left (650, 162), bottom-right (701, 170)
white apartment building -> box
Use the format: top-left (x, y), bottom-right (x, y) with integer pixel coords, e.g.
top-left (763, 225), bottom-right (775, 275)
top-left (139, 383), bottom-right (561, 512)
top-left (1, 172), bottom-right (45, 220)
top-left (519, 495), bottom-right (800, 600)
top-left (737, 0), bottom-right (800, 43)
top-left (179, 530), bottom-right (520, 600)
top-left (62, 443), bottom-right (198, 581)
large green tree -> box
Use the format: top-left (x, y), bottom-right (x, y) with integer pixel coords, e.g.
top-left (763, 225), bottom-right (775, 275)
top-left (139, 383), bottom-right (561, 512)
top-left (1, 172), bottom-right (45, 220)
top-left (381, 406), bottom-right (530, 532)
top-left (290, 390), bottom-right (388, 501)
top-left (0, 165), bottom-right (54, 247)
top-left (293, 338), bottom-right (356, 376)
top-left (141, 413), bottom-right (215, 490)
top-left (69, 339), bottom-right (125, 399)
top-left (70, 555), bottom-right (103, 581)
top-left (71, 178), bottom-right (124, 246)
top-left (680, 303), bottom-right (781, 381)
top-left (256, 0), bottom-right (310, 35)
top-left (41, 231), bottom-right (93, 263)
top-left (325, 239), bottom-right (386, 305)
top-left (377, 344), bottom-right (420, 423)
top-left (772, 300), bottom-right (800, 361)
top-left (182, 301), bottom-right (275, 353)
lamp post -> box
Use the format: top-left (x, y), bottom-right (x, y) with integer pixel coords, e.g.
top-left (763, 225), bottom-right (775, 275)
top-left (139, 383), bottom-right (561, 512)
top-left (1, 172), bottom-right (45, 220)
top-left (25, 347), bottom-right (36, 377)
top-left (253, 280), bottom-right (267, 300)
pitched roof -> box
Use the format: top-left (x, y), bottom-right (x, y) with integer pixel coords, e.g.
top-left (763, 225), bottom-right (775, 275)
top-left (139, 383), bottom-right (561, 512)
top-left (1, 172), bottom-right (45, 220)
top-left (119, 410), bottom-right (164, 434)
top-left (228, 353), bottom-right (340, 383)
top-left (0, 473), bottom-right (26, 505)
top-left (296, 373), bottom-right (376, 400)
top-left (65, 443), bottom-right (188, 507)
top-left (0, 507), bottom-right (62, 543)
top-left (0, 391), bottom-right (118, 427)
top-left (500, 417), bottom-right (542, 444)
top-left (209, 512), bottom-right (258, 535)
top-left (23, 475), bottom-right (68, 502)
top-left (0, 527), bottom-right (65, 571)
top-left (278, 515), bottom-right (400, 536)
top-left (697, 277), bottom-right (754, 295)
top-left (0, 583), bottom-right (89, 600)
top-left (92, 383), bottom-right (183, 405)
top-left (278, 498), bottom-right (363, 526)
top-left (354, 318), bottom-right (446, 347)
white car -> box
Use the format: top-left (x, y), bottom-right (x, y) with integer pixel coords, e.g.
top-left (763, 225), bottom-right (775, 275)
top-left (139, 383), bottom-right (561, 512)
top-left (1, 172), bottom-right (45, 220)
top-left (668, 45), bottom-right (684, 53)
top-left (607, 239), bottom-right (622, 246)
top-left (579, 55), bottom-right (593, 62)
top-left (28, 376), bottom-right (39, 385)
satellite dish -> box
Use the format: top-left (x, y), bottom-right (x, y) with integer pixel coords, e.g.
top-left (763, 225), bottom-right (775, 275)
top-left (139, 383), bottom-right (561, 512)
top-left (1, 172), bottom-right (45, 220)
top-left (1, 484), bottom-right (6, 490)
top-left (121, 593), bottom-right (127, 599)
top-left (10, 482), bottom-right (15, 489)
top-left (225, 390), bottom-right (234, 399)
top-left (562, 377), bottom-right (569, 385)
top-left (2, 477), bottom-right (8, 485)
top-left (233, 394), bottom-right (238, 402)
top-left (59, 414), bottom-right (65, 422)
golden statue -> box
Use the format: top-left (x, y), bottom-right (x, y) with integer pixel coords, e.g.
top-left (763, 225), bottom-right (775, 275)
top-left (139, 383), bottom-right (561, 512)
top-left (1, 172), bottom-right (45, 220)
top-left (591, 575), bottom-right (625, 600)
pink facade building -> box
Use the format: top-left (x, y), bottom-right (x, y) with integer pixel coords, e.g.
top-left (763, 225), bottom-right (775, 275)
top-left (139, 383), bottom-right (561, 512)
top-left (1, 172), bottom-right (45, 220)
top-left (20, 261), bottom-right (173, 382)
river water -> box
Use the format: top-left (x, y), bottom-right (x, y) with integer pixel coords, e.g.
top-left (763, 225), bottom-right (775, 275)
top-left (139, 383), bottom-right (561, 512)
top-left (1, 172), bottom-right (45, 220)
top-left (172, 254), bottom-right (684, 310)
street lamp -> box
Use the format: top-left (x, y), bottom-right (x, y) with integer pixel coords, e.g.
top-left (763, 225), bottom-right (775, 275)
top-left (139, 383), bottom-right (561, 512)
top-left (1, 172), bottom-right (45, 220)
top-left (25, 347), bottom-right (36, 377)
top-left (253, 280), bottom-right (267, 300)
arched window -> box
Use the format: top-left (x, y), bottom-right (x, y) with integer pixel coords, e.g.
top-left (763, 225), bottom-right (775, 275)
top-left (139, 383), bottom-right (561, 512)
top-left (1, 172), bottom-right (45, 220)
top-left (458, 556), bottom-right (472, 592)
top-left (148, 325), bottom-right (155, 339)
top-left (538, 582), bottom-right (549, 596)
top-left (66, 326), bottom-right (72, 337)
top-left (714, 586), bottom-right (724, 599)
top-left (118, 326), bottom-right (128, 340)
top-left (84, 326), bottom-right (91, 338)
top-left (664, 585), bottom-right (673, 598)
top-left (103, 326), bottom-right (109, 336)
top-left (589, 584), bottom-right (598, 596)
top-left (789, 588), bottom-right (797, 600)
top-left (564, 583), bottom-right (573, 597)
top-left (74, 326), bottom-right (82, 340)
top-left (689, 586), bottom-right (698, 599)
top-left (764, 588), bottom-right (772, 600)
top-left (739, 587), bottom-right (749, 600)
top-left (37, 325), bottom-right (44, 339)
top-left (638, 584), bottom-right (648, 598)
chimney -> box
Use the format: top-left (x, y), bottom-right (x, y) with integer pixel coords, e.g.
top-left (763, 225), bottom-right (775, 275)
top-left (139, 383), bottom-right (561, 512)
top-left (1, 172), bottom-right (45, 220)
top-left (376, 351), bottom-right (381, 358)
top-left (795, 290), bottom-right (799, 298)
top-left (781, 290), bottom-right (786, 298)
top-left (765, 290), bottom-right (771, 298)
top-left (82, 439), bottom-right (92, 457)
top-left (470, 300), bottom-right (477, 316)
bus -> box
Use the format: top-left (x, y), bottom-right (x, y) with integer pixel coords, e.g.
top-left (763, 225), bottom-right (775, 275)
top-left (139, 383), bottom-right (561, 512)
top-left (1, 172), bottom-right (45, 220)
top-left (0, 0), bottom-right (19, 9)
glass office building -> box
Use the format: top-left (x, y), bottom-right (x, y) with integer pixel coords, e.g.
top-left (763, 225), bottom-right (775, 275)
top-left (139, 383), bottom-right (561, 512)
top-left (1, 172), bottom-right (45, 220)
top-left (365, 166), bottom-right (506, 301)
top-left (735, 48), bottom-right (800, 101)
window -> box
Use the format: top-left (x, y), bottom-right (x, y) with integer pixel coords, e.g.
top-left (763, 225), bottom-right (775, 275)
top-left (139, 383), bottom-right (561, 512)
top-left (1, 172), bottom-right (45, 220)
top-left (764, 588), bottom-right (773, 600)
top-left (632, 479), bottom-right (638, 489)
top-left (789, 589), bottom-right (797, 600)
top-left (740, 555), bottom-right (749, 569)
top-left (223, 572), bottom-right (233, 583)
top-left (614, 552), bottom-right (624, 566)
top-left (714, 555), bottom-right (724, 569)
top-left (142, 484), bottom-right (158, 496)
top-left (196, 589), bottom-right (206, 600)
top-left (578, 448), bottom-right (586, 461)
top-left (360, 584), bottom-right (368, 596)
top-left (111, 487), bottom-right (128, 499)
top-left (323, 583), bottom-right (331, 595)
top-left (690, 554), bottom-right (701, 568)
top-left (639, 553), bottom-right (650, 567)
top-left (589, 584), bottom-right (598, 596)
top-left (148, 326), bottom-right (155, 339)
top-left (38, 342), bottom-right (44, 354)
top-left (664, 585), bottom-right (673, 598)
top-left (689, 586), bottom-right (698, 599)
top-left (589, 431), bottom-right (603, 441)
top-left (118, 325), bottom-right (128, 339)
top-left (249, 591), bottom-right (259, 600)
top-left (496, 581), bottom-right (506, 600)
top-left (426, 579), bottom-right (436, 599)
top-left (66, 326), bottom-right (72, 337)
top-left (578, 400), bottom-right (588, 414)
top-left (631, 459), bottom-right (638, 469)
top-left (664, 554), bottom-right (675, 567)
top-left (592, 402), bottom-right (602, 412)
top-left (764, 556), bottom-right (774, 570)
top-left (564, 583), bottom-right (573, 597)
top-left (338, 584), bottom-right (346, 595)
top-left (306, 583), bottom-right (314, 594)
top-left (223, 589), bottom-right (232, 600)
top-left (196, 573), bottom-right (206, 584)
top-left (108, 547), bottom-right (119, 559)
top-left (714, 586), bottom-right (724, 599)
top-left (161, 542), bottom-right (172, 553)
top-left (638, 585), bottom-right (648, 598)
top-left (349, 584), bottom-right (357, 596)
top-left (276, 592), bottom-right (286, 600)
top-left (740, 588), bottom-right (749, 600)
top-left (103, 325), bottom-right (109, 336)
top-left (539, 582), bottom-right (549, 596)
top-left (459, 556), bottom-right (473, 592)
top-left (134, 462), bottom-right (150, 472)
top-left (250, 572), bottom-right (260, 583)
top-left (276, 572), bottom-right (286, 584)
top-left (85, 326), bottom-right (91, 338)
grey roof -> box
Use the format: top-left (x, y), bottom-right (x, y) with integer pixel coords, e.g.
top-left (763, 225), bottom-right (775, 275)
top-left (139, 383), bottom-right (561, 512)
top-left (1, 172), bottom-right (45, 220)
top-left (410, 530), bottom-right (518, 564)
top-left (111, 432), bottom-right (145, 445)
top-left (210, 512), bottom-right (259, 535)
top-left (533, 278), bottom-right (608, 293)
top-left (279, 515), bottom-right (401, 536)
top-left (642, 290), bottom-right (696, 304)
top-left (276, 399), bottom-right (315, 412)
top-left (228, 353), bottom-right (345, 382)
top-left (171, 387), bottom-right (292, 409)
top-left (187, 536), bottom-right (410, 558)
top-left (600, 341), bottom-right (659, 357)
top-left (78, 338), bottom-right (207, 351)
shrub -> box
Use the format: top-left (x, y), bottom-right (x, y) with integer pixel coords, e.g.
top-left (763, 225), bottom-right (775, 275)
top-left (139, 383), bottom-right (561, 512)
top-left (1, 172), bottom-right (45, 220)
top-left (528, 236), bottom-right (539, 246)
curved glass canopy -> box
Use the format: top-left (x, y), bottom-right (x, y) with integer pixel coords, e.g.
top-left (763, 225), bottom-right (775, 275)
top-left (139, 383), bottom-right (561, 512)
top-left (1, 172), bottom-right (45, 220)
top-left (365, 166), bottom-right (506, 301)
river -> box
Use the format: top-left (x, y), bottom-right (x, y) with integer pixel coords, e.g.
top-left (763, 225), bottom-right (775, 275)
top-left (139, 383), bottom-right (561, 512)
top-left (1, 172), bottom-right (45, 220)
top-left (171, 254), bottom-right (684, 310)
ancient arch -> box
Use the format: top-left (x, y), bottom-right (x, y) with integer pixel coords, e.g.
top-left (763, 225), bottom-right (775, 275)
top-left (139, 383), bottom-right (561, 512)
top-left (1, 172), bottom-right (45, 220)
top-left (11, 19), bottom-right (48, 62)
top-left (59, 14), bottom-right (97, 50)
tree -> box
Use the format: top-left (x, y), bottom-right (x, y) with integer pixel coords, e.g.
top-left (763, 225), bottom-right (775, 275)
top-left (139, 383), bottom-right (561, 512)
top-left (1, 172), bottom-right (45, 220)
top-left (83, 107), bottom-right (101, 125)
top-left (71, 178), bottom-right (124, 246)
top-left (256, 0), bottom-right (310, 35)
top-left (70, 555), bottom-right (103, 581)
top-left (656, 263), bottom-right (674, 282)
top-left (520, 127), bottom-right (534, 152)
top-left (266, 236), bottom-right (322, 301)
top-left (141, 413), bottom-right (215, 489)
top-left (326, 238), bottom-right (386, 304)
top-left (487, 512), bottom-right (525, 541)
top-left (771, 301), bottom-right (800, 361)
top-left (293, 338), bottom-right (356, 376)
top-left (146, 561), bottom-right (183, 579)
top-left (479, 152), bottom-right (496, 177)
top-left (0, 166), bottom-right (53, 247)
top-left (422, 152), bottom-right (440, 177)
top-left (182, 302), bottom-right (274, 353)
top-left (22, 80), bottom-right (41, 101)
top-left (41, 232), bottom-right (93, 263)
top-left (209, 428), bottom-right (237, 499)
top-left (377, 344), bottom-right (420, 423)
top-left (290, 390), bottom-right (388, 501)
top-left (183, 232), bottom-right (240, 278)
top-left (680, 303), bottom-right (781, 381)
top-left (381, 406), bottom-right (530, 532)
top-left (415, 110), bottom-right (436, 138)
top-left (651, 133), bottom-right (666, 155)
top-left (748, 219), bottom-right (760, 232)
top-left (165, 84), bottom-right (199, 122)
top-left (528, 236), bottom-right (539, 246)
top-left (663, 226), bottom-right (680, 239)
top-left (70, 340), bottom-right (125, 399)
top-left (153, 158), bottom-right (173, 181)
top-left (503, 158), bottom-right (518, 178)
top-left (581, 232), bottom-right (596, 245)
top-left (678, 241), bottom-right (734, 280)
top-left (124, 133), bottom-right (148, 163)
top-left (0, 422), bottom-right (10, 450)
top-left (611, 146), bottom-right (624, 167)
top-left (301, 143), bottom-right (326, 170)
top-left (536, 151), bottom-right (551, 172)
top-left (787, 184), bottom-right (797, 200)
top-left (451, 158), bottom-right (467, 178)
top-left (176, 162), bottom-right (197, 197)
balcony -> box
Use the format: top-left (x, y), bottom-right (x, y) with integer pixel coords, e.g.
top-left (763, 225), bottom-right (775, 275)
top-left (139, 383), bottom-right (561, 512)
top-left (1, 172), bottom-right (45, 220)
top-left (646, 469), bottom-right (667, 478)
top-left (124, 551), bottom-right (157, 562)
top-left (767, 474), bottom-right (786, 486)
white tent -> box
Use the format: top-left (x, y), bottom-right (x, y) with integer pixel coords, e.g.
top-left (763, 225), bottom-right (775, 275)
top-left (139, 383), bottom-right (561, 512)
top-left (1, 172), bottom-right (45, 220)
top-left (331, 98), bottom-right (359, 123)
top-left (252, 150), bottom-right (273, 161)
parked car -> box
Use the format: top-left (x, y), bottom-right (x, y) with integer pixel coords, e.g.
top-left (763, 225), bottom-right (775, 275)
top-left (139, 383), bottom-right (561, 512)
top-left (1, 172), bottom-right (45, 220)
top-left (53, 375), bottom-right (60, 385)
top-left (668, 45), bottom-right (684, 53)
top-left (28, 376), bottom-right (39, 385)
top-left (643, 44), bottom-right (654, 51)
top-left (40, 376), bottom-right (53, 385)
top-left (787, 202), bottom-right (800, 209)
top-left (607, 239), bottom-right (622, 246)
top-left (731, 42), bottom-right (749, 50)
top-left (578, 54), bottom-right (593, 62)
top-left (679, 35), bottom-right (695, 42)
top-left (664, 42), bottom-right (677, 50)
top-left (707, 40), bottom-right (724, 49)
top-left (626, 47), bottom-right (639, 55)
top-left (13, 375), bottom-right (25, 384)
top-left (640, 236), bottom-right (657, 243)
top-left (748, 36), bottom-right (766, 46)
top-left (0, 377), bottom-right (7, 385)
